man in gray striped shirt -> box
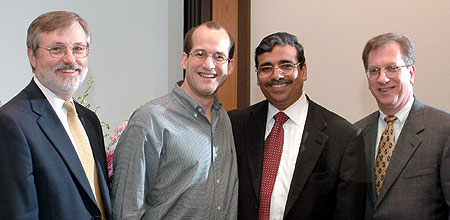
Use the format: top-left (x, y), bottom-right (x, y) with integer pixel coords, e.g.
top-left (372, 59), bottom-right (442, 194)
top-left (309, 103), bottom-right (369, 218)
top-left (111, 21), bottom-right (238, 219)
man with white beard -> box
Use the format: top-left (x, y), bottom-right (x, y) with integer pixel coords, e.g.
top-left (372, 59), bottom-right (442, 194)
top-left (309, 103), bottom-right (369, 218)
top-left (0, 11), bottom-right (111, 220)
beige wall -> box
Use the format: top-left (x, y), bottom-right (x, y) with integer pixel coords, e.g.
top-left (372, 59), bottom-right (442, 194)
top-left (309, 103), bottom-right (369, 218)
top-left (251, 0), bottom-right (450, 122)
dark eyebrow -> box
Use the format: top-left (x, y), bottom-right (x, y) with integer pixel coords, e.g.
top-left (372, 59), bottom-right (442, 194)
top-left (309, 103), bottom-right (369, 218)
top-left (279, 59), bottom-right (296, 64)
top-left (191, 49), bottom-right (205, 53)
top-left (259, 62), bottom-right (273, 67)
top-left (259, 60), bottom-right (296, 67)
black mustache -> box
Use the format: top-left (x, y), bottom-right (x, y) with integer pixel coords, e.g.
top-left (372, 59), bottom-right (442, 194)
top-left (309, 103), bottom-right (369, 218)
top-left (265, 79), bottom-right (292, 87)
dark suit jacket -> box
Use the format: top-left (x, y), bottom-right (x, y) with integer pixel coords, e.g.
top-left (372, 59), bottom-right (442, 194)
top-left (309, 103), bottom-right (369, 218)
top-left (228, 98), bottom-right (366, 220)
top-left (0, 80), bottom-right (112, 220)
top-left (355, 98), bottom-right (450, 220)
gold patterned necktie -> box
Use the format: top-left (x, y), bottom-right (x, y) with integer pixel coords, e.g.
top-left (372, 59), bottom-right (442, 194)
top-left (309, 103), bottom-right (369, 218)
top-left (374, 115), bottom-right (398, 196)
top-left (64, 101), bottom-right (105, 219)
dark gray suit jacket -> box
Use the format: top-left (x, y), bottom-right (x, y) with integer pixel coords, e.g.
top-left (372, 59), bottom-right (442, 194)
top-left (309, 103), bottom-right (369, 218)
top-left (0, 80), bottom-right (112, 219)
top-left (228, 97), bottom-right (366, 220)
top-left (355, 98), bottom-right (450, 220)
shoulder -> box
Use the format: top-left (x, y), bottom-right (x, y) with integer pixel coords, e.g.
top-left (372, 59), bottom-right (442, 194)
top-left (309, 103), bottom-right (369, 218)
top-left (75, 102), bottom-right (100, 123)
top-left (422, 104), bottom-right (450, 121)
top-left (308, 100), bottom-right (357, 132)
top-left (126, 93), bottom-right (175, 129)
top-left (354, 111), bottom-right (378, 130)
top-left (228, 100), bottom-right (267, 121)
top-left (0, 90), bottom-right (34, 123)
top-left (418, 104), bottom-right (450, 134)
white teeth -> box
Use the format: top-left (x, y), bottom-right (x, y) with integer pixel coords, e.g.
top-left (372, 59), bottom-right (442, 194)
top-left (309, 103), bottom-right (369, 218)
top-left (272, 84), bottom-right (286, 88)
top-left (199, 73), bottom-right (215, 78)
top-left (379, 88), bottom-right (391, 92)
top-left (59, 69), bottom-right (76, 73)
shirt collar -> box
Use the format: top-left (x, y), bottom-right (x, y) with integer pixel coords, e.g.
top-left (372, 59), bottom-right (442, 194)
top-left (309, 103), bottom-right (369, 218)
top-left (267, 93), bottom-right (308, 125)
top-left (378, 94), bottom-right (414, 125)
top-left (172, 81), bottom-right (222, 115)
top-left (34, 77), bottom-right (73, 110)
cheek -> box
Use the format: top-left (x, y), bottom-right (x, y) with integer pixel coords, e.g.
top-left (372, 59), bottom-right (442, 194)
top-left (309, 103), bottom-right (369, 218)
top-left (368, 80), bottom-right (376, 90)
top-left (256, 76), bottom-right (262, 86)
top-left (77, 58), bottom-right (88, 67)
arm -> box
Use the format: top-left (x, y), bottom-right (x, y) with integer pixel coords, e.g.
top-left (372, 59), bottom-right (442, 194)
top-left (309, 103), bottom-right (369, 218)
top-left (111, 123), bottom-right (159, 220)
top-left (335, 128), bottom-right (366, 220)
top-left (0, 114), bottom-right (39, 219)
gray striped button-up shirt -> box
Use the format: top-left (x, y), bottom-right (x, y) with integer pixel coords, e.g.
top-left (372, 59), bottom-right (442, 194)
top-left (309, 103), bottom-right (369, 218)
top-left (112, 82), bottom-right (238, 219)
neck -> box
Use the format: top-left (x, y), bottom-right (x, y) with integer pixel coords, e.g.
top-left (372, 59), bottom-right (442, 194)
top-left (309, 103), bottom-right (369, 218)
top-left (180, 83), bottom-right (214, 122)
top-left (379, 93), bottom-right (413, 116)
top-left (54, 92), bottom-right (73, 101)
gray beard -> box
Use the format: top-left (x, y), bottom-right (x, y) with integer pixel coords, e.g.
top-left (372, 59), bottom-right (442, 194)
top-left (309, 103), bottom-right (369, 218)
top-left (35, 64), bottom-right (88, 95)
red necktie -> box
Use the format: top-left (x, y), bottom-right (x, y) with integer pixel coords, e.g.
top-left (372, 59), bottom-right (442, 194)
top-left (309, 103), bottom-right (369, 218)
top-left (258, 112), bottom-right (289, 220)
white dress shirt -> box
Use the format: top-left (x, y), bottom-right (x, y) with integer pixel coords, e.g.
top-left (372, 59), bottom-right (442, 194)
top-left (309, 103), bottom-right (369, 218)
top-left (34, 77), bottom-right (90, 155)
top-left (265, 94), bottom-right (309, 220)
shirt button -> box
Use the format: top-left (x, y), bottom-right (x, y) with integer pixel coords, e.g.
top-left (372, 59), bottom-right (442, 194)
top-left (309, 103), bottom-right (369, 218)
top-left (217, 206), bottom-right (221, 211)
top-left (194, 113), bottom-right (198, 117)
top-left (216, 179), bottom-right (220, 184)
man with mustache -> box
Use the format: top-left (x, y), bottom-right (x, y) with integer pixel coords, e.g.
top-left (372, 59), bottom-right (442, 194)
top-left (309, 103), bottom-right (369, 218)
top-left (228, 32), bottom-right (366, 219)
top-left (0, 11), bottom-right (111, 219)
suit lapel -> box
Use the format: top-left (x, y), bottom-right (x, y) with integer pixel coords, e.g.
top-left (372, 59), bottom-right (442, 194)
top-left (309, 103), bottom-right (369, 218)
top-left (360, 111), bottom-right (380, 206)
top-left (247, 101), bottom-right (269, 198)
top-left (375, 98), bottom-right (424, 205)
top-left (27, 81), bottom-right (98, 206)
top-left (284, 101), bottom-right (328, 217)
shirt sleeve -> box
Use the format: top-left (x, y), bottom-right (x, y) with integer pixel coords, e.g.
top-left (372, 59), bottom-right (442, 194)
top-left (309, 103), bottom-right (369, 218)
top-left (111, 122), bottom-right (159, 220)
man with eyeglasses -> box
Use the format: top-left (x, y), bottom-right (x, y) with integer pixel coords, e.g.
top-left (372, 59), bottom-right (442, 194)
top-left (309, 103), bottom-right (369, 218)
top-left (355, 33), bottom-right (450, 220)
top-left (228, 32), bottom-right (366, 220)
top-left (0, 11), bottom-right (111, 219)
top-left (111, 21), bottom-right (238, 219)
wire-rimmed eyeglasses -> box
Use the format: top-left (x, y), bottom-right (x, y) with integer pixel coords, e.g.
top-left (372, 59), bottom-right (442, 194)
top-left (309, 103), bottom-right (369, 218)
top-left (256, 63), bottom-right (301, 78)
top-left (365, 65), bottom-right (409, 80)
top-left (37, 45), bottom-right (89, 58)
top-left (188, 50), bottom-right (230, 64)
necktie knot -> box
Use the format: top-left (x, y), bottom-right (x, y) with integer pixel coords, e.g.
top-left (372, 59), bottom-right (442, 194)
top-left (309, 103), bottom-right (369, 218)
top-left (274, 112), bottom-right (289, 125)
top-left (63, 100), bottom-right (76, 114)
top-left (384, 115), bottom-right (397, 124)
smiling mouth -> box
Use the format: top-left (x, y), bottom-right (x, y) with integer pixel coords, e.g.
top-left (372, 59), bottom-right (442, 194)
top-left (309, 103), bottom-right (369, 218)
top-left (379, 87), bottom-right (393, 92)
top-left (58, 69), bottom-right (78, 73)
top-left (54, 64), bottom-right (82, 74)
top-left (272, 83), bottom-right (287, 88)
top-left (199, 72), bottom-right (216, 78)
top-left (265, 79), bottom-right (292, 88)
